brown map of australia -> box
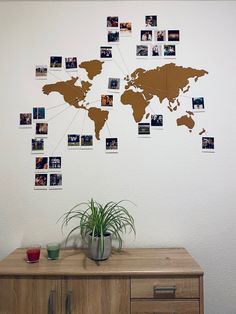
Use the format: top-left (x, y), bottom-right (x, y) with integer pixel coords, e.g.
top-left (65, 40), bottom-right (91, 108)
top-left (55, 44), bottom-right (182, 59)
top-left (121, 63), bottom-right (208, 131)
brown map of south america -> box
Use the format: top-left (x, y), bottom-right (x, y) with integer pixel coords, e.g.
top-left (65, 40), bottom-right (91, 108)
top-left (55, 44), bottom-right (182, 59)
top-left (42, 60), bottom-right (108, 140)
top-left (121, 63), bottom-right (208, 131)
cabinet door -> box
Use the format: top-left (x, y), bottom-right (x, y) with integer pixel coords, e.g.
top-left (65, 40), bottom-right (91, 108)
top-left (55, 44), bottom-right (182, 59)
top-left (62, 276), bottom-right (130, 314)
top-left (0, 277), bottom-right (61, 314)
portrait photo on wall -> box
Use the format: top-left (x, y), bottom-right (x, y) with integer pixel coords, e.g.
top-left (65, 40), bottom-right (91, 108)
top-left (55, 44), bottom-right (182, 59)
top-left (36, 123), bottom-right (48, 136)
top-left (35, 65), bottom-right (47, 79)
top-left (145, 15), bottom-right (157, 27)
top-left (151, 114), bottom-right (163, 128)
top-left (101, 94), bottom-right (113, 107)
top-left (120, 22), bottom-right (132, 36)
top-left (106, 137), bottom-right (118, 153)
top-left (68, 134), bottom-right (80, 148)
top-left (155, 30), bottom-right (166, 41)
top-left (32, 138), bottom-right (44, 153)
top-left (65, 57), bottom-right (77, 70)
top-left (107, 30), bottom-right (119, 43)
top-left (140, 30), bottom-right (153, 41)
top-left (50, 56), bottom-right (62, 69)
top-left (151, 44), bottom-right (162, 57)
top-left (163, 44), bottom-right (176, 57)
top-left (33, 107), bottom-right (45, 120)
top-left (168, 30), bottom-right (180, 41)
top-left (108, 78), bottom-right (120, 91)
top-left (19, 113), bottom-right (32, 127)
top-left (81, 135), bottom-right (93, 148)
top-left (34, 173), bottom-right (48, 189)
top-left (35, 157), bottom-right (48, 171)
top-left (202, 137), bottom-right (215, 152)
top-left (100, 46), bottom-right (112, 59)
top-left (138, 122), bottom-right (150, 136)
top-left (49, 157), bottom-right (61, 170)
top-left (107, 16), bottom-right (119, 28)
top-left (49, 173), bottom-right (62, 189)
top-left (136, 45), bottom-right (148, 58)
top-left (192, 97), bottom-right (205, 110)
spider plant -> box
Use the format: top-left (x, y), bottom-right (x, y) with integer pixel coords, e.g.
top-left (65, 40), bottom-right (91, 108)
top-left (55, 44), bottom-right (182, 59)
top-left (59, 199), bottom-right (136, 259)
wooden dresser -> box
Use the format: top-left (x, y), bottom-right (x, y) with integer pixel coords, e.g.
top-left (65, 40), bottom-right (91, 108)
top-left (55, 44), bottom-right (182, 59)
top-left (0, 248), bottom-right (204, 314)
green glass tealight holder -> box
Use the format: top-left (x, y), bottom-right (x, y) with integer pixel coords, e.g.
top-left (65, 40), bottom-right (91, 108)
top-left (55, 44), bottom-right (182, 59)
top-left (47, 243), bottom-right (60, 260)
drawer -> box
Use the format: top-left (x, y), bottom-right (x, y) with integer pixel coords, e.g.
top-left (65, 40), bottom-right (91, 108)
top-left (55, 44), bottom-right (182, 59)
top-left (131, 300), bottom-right (199, 314)
top-left (131, 277), bottom-right (199, 299)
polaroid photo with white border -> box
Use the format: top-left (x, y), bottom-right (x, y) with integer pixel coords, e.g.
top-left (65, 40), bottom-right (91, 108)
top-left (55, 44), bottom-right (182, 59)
top-left (35, 65), bottom-right (47, 80)
top-left (202, 136), bottom-right (215, 153)
top-left (34, 173), bottom-right (48, 190)
top-left (150, 44), bottom-right (162, 58)
top-left (65, 57), bottom-right (78, 72)
top-left (151, 114), bottom-right (164, 130)
top-left (136, 45), bottom-right (149, 59)
top-left (163, 44), bottom-right (176, 59)
top-left (50, 56), bottom-right (63, 70)
top-left (80, 135), bottom-right (93, 150)
top-left (107, 16), bottom-right (119, 28)
top-left (49, 173), bottom-right (62, 190)
top-left (107, 30), bottom-right (120, 44)
top-left (105, 138), bottom-right (118, 153)
top-left (108, 78), bottom-right (120, 93)
top-left (19, 113), bottom-right (32, 128)
top-left (35, 123), bottom-right (48, 138)
top-left (138, 123), bottom-right (151, 138)
top-left (49, 156), bottom-right (62, 171)
top-left (192, 97), bottom-right (205, 112)
top-left (31, 138), bottom-right (44, 154)
top-left (33, 107), bottom-right (45, 120)
top-left (120, 22), bottom-right (132, 36)
top-left (140, 30), bottom-right (153, 42)
top-left (67, 134), bottom-right (80, 149)
top-left (100, 46), bottom-right (112, 60)
top-left (35, 157), bottom-right (48, 172)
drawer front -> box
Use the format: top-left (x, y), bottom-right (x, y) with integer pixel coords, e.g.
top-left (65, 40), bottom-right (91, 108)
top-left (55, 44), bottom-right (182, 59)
top-left (131, 277), bottom-right (199, 299)
top-left (131, 300), bottom-right (199, 314)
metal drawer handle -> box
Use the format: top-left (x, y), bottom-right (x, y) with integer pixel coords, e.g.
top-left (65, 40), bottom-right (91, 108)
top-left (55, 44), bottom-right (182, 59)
top-left (48, 289), bottom-right (56, 314)
top-left (66, 290), bottom-right (73, 314)
top-left (153, 285), bottom-right (176, 299)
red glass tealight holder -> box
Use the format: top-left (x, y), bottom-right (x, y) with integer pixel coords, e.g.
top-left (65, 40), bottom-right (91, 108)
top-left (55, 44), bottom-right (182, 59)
top-left (26, 246), bottom-right (41, 263)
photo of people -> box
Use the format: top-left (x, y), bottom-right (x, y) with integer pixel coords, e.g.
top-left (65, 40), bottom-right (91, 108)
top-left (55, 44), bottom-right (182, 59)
top-left (81, 135), bottom-right (93, 147)
top-left (32, 138), bottom-right (44, 152)
top-left (49, 173), bottom-right (62, 188)
top-left (36, 123), bottom-right (48, 135)
top-left (202, 137), bottom-right (214, 150)
top-left (107, 16), bottom-right (119, 27)
top-left (20, 113), bottom-right (32, 126)
top-left (35, 157), bottom-right (48, 170)
top-left (106, 138), bottom-right (118, 151)
top-left (33, 107), bottom-right (45, 120)
top-left (151, 114), bottom-right (163, 127)
top-left (50, 56), bottom-right (62, 68)
top-left (155, 30), bottom-right (166, 41)
top-left (100, 46), bottom-right (112, 59)
top-left (140, 30), bottom-right (152, 41)
top-left (145, 15), bottom-right (157, 27)
top-left (107, 30), bottom-right (119, 42)
top-left (101, 95), bottom-right (113, 107)
top-left (138, 123), bottom-right (150, 135)
top-left (120, 22), bottom-right (132, 35)
top-left (108, 78), bottom-right (120, 90)
top-left (168, 30), bottom-right (180, 41)
top-left (49, 157), bottom-right (61, 169)
top-left (163, 44), bottom-right (176, 57)
top-left (136, 45), bottom-right (148, 57)
top-left (68, 134), bottom-right (80, 147)
top-left (192, 97), bottom-right (204, 110)
top-left (35, 173), bottom-right (47, 188)
top-left (65, 57), bottom-right (77, 70)
top-left (35, 65), bottom-right (47, 79)
top-left (151, 44), bottom-right (162, 57)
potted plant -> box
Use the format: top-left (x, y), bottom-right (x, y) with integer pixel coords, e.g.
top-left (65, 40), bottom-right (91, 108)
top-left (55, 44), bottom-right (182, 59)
top-left (59, 198), bottom-right (135, 261)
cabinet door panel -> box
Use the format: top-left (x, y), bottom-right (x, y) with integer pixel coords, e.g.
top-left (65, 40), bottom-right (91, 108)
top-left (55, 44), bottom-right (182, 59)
top-left (0, 277), bottom-right (61, 314)
top-left (62, 276), bottom-right (130, 314)
top-left (131, 300), bottom-right (199, 314)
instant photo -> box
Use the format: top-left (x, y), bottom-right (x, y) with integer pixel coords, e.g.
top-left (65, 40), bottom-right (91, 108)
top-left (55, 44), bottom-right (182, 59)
top-left (34, 173), bottom-right (48, 189)
top-left (68, 134), bottom-right (80, 149)
top-left (140, 30), bottom-right (153, 41)
top-left (163, 44), bottom-right (176, 58)
top-left (151, 114), bottom-right (163, 129)
top-left (35, 65), bottom-right (47, 80)
top-left (49, 157), bottom-right (61, 170)
top-left (65, 57), bottom-right (77, 71)
top-left (49, 173), bottom-right (62, 190)
top-left (168, 30), bottom-right (180, 42)
top-left (101, 95), bottom-right (113, 107)
top-left (33, 107), bottom-right (45, 120)
top-left (32, 138), bottom-right (44, 154)
top-left (107, 16), bottom-right (119, 28)
top-left (100, 46), bottom-right (112, 59)
top-left (151, 44), bottom-right (162, 57)
top-left (36, 123), bottom-right (48, 137)
top-left (35, 157), bottom-right (48, 171)
top-left (136, 45), bottom-right (149, 58)
top-left (145, 15), bottom-right (157, 28)
top-left (138, 123), bottom-right (151, 137)
top-left (120, 22), bottom-right (132, 36)
top-left (155, 30), bottom-right (166, 41)
top-left (106, 138), bottom-right (118, 153)
top-left (202, 137), bottom-right (215, 153)
top-left (81, 135), bottom-right (93, 149)
top-left (192, 97), bottom-right (205, 111)
top-left (19, 113), bottom-right (32, 128)
top-left (107, 31), bottom-right (119, 43)
top-left (108, 78), bottom-right (120, 92)
top-left (50, 56), bottom-right (62, 69)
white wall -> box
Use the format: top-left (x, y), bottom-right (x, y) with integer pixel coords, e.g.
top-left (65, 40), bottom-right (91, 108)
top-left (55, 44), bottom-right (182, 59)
top-left (0, 1), bottom-right (236, 313)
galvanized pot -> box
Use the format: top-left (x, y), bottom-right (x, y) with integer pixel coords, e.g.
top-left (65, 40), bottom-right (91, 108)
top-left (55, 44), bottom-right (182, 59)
top-left (88, 233), bottom-right (112, 261)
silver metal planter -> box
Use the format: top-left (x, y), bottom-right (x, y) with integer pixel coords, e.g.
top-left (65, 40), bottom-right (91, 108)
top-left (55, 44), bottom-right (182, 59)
top-left (88, 233), bottom-right (112, 261)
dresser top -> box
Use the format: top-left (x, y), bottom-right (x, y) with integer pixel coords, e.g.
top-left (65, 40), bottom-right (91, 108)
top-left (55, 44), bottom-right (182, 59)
top-left (0, 248), bottom-right (203, 276)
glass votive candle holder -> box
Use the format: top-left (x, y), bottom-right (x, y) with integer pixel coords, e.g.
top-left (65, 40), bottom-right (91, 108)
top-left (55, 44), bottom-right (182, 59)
top-left (47, 243), bottom-right (60, 260)
top-left (26, 246), bottom-right (41, 263)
